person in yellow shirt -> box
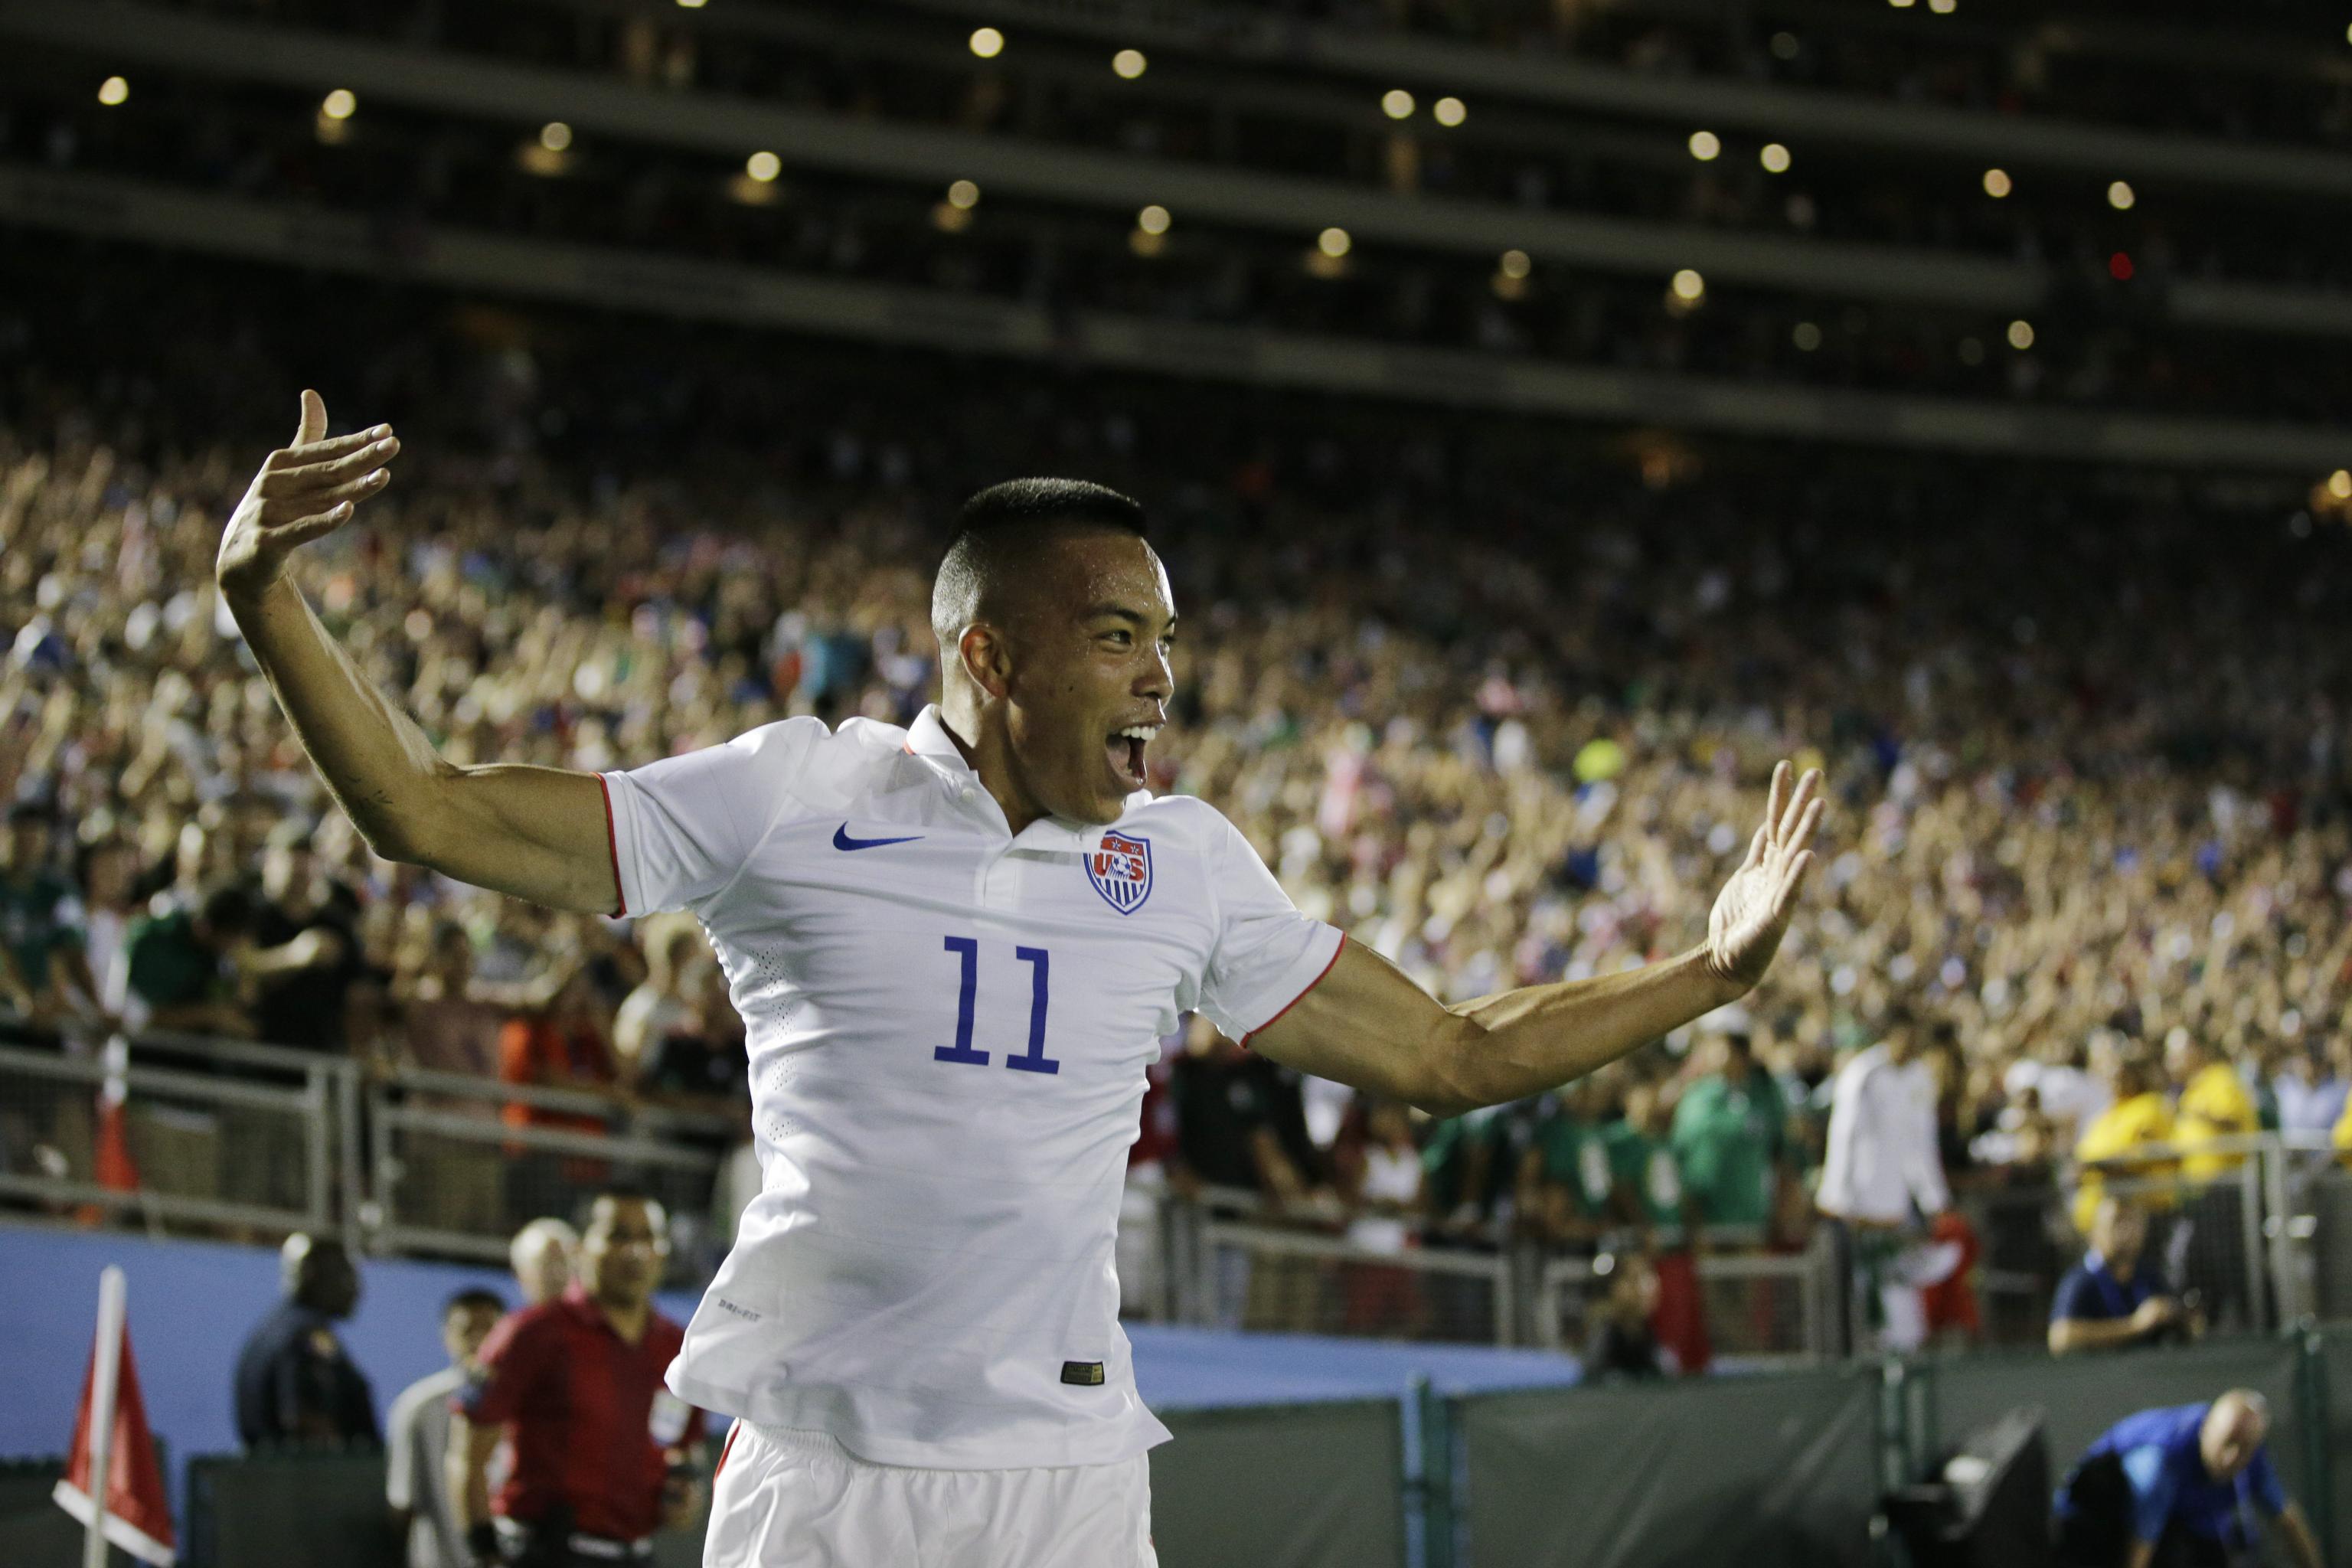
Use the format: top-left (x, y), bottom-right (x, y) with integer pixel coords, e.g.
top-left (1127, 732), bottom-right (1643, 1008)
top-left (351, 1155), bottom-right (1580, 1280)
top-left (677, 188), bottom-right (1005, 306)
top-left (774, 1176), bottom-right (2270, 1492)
top-left (2167, 1027), bottom-right (2265, 1329)
top-left (2170, 1027), bottom-right (2259, 1182)
top-left (2072, 1052), bottom-right (2177, 1239)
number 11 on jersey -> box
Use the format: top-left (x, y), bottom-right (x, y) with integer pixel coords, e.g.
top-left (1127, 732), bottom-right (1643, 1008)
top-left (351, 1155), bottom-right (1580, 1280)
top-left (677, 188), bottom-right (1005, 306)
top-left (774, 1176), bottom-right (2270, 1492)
top-left (935, 936), bottom-right (1060, 1076)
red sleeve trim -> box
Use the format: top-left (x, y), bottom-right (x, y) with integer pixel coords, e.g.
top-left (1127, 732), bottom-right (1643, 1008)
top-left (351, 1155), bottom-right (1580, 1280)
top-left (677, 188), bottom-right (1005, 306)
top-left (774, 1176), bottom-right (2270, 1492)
top-left (1240, 932), bottom-right (1348, 1051)
top-left (714, 1420), bottom-right (742, 1476)
top-left (595, 773), bottom-right (628, 918)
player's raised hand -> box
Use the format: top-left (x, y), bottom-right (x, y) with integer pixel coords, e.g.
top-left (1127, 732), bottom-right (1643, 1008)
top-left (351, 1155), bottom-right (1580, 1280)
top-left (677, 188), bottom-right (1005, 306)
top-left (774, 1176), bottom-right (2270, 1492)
top-left (216, 389), bottom-right (399, 600)
top-left (1704, 760), bottom-right (1824, 991)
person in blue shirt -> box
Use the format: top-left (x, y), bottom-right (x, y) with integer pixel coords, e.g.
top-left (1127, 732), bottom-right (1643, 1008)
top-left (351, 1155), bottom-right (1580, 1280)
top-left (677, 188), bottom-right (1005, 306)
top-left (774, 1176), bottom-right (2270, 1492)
top-left (2048, 1197), bottom-right (2196, 1356)
top-left (2052, 1391), bottom-right (2320, 1568)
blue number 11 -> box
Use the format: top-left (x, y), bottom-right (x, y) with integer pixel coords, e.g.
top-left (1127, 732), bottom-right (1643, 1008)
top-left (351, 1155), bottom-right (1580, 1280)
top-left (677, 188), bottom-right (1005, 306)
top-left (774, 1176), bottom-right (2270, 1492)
top-left (935, 938), bottom-right (1059, 1076)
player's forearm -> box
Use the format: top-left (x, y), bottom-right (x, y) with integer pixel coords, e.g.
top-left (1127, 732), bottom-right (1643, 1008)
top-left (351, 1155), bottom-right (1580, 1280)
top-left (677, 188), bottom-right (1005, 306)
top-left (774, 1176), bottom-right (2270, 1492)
top-left (220, 574), bottom-right (451, 857)
top-left (1435, 948), bottom-right (1743, 1115)
top-left (444, 1415), bottom-right (494, 1530)
top-left (2047, 1316), bottom-right (2148, 1354)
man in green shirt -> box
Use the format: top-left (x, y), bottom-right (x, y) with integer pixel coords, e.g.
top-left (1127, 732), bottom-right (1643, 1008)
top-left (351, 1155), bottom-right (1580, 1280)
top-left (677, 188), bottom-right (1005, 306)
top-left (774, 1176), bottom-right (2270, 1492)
top-left (1522, 1079), bottom-right (1619, 1246)
top-left (1671, 1024), bottom-right (1788, 1237)
top-left (1608, 1080), bottom-right (1694, 1247)
top-left (124, 883), bottom-right (256, 1037)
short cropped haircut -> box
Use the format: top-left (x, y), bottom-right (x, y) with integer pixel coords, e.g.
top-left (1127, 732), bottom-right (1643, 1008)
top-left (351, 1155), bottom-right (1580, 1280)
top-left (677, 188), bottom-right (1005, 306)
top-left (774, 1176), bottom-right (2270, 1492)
top-left (929, 479), bottom-right (1147, 655)
top-left (444, 1287), bottom-right (505, 1319)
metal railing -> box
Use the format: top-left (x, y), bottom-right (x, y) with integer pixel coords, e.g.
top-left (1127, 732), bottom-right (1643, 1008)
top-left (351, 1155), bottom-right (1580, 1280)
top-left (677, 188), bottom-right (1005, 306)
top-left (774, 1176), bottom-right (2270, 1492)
top-left (16, 1010), bottom-right (2352, 1371)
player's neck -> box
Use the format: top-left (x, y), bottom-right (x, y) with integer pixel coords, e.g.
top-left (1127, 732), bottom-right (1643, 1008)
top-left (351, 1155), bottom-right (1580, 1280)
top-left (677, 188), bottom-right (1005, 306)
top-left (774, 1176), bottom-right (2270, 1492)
top-left (936, 703), bottom-right (1049, 836)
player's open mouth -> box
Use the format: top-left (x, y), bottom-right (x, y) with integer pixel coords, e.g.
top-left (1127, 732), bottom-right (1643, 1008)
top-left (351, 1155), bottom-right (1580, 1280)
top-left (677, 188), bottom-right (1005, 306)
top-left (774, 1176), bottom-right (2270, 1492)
top-left (1106, 724), bottom-right (1158, 787)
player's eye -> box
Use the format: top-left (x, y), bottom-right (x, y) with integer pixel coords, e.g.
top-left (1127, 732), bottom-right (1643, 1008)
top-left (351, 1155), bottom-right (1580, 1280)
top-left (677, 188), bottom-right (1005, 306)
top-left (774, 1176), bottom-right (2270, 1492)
top-left (1101, 629), bottom-right (1132, 646)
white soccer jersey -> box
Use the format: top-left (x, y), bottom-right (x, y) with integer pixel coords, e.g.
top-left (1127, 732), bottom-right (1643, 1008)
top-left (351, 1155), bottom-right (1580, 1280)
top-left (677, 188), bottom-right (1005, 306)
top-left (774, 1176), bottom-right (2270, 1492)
top-left (598, 704), bottom-right (1345, 1469)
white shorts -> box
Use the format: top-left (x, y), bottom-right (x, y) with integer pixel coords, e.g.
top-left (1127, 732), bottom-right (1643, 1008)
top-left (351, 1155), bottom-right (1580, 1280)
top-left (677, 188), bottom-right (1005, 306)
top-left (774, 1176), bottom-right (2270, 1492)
top-left (703, 1422), bottom-right (1159, 1568)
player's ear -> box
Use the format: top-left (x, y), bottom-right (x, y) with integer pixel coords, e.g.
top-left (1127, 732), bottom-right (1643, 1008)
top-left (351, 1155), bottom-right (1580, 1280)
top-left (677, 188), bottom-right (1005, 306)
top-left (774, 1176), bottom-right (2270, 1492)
top-left (958, 623), bottom-right (1013, 702)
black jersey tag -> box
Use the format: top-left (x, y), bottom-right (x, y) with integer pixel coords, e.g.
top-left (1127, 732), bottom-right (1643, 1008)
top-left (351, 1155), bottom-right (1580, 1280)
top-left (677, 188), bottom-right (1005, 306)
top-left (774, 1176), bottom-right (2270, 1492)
top-left (1060, 1361), bottom-right (1106, 1387)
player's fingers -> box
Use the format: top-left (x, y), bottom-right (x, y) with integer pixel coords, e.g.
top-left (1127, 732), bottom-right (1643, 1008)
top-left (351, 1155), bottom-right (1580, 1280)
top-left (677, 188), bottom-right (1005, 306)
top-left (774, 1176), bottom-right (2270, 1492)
top-left (275, 499), bottom-right (357, 539)
top-left (265, 468), bottom-right (389, 518)
top-left (1775, 849), bottom-right (1815, 913)
top-left (296, 388), bottom-right (327, 447)
top-left (1740, 823), bottom-right (1768, 872)
top-left (261, 436), bottom-right (399, 492)
top-left (1776, 767), bottom-right (1820, 844)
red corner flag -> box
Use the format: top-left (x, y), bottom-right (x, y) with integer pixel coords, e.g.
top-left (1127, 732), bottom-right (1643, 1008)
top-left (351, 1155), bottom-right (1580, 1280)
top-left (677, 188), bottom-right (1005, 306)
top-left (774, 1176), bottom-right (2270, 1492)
top-left (54, 1268), bottom-right (175, 1566)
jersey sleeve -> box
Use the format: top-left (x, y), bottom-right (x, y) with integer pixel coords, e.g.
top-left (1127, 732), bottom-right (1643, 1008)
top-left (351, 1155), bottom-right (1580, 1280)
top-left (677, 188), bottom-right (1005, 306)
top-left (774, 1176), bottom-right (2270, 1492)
top-left (1194, 812), bottom-right (1344, 1045)
top-left (599, 717), bottom-right (825, 917)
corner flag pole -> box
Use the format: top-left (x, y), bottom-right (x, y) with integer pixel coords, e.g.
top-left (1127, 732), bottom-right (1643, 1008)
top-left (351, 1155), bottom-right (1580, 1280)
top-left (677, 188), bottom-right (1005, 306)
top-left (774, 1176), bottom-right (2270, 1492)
top-left (82, 1265), bottom-right (126, 1568)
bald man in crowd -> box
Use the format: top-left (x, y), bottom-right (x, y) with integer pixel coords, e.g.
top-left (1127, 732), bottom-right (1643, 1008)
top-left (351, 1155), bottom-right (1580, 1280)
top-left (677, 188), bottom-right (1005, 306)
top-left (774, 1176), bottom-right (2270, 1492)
top-left (2052, 1390), bottom-right (2320, 1568)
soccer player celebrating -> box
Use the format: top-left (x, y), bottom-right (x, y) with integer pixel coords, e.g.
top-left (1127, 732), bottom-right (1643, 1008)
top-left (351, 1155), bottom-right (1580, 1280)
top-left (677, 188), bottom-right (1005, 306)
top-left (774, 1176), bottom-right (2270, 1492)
top-left (217, 393), bottom-right (1825, 1566)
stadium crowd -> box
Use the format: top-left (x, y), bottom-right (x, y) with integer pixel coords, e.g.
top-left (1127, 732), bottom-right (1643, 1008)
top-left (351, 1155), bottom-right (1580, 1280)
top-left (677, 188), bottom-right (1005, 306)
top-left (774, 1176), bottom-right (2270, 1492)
top-left (2, 253), bottom-right (2349, 1354)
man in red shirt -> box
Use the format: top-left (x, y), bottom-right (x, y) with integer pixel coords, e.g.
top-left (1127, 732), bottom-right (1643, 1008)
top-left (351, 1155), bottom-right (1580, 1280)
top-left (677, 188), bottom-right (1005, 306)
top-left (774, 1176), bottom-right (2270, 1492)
top-left (448, 1187), bottom-right (704, 1564)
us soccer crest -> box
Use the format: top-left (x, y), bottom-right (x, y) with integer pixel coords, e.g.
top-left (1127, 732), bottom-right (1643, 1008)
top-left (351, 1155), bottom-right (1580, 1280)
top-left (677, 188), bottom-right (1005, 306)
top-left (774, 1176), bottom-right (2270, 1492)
top-left (1086, 830), bottom-right (1153, 915)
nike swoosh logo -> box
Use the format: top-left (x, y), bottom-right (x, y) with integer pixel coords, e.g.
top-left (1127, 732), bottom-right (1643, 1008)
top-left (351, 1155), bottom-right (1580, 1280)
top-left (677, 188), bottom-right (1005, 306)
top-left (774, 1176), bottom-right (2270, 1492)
top-left (833, 825), bottom-right (924, 851)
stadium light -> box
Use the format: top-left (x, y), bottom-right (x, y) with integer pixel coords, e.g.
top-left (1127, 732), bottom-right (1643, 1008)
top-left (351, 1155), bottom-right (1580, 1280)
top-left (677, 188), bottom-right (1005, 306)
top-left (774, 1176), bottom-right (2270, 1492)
top-left (1793, 321), bottom-right (1821, 351)
top-left (947, 178), bottom-right (981, 210)
top-left (1432, 96), bottom-right (1466, 127)
top-left (2007, 319), bottom-right (2035, 350)
top-left (969, 26), bottom-right (1004, 58)
top-left (1499, 248), bottom-right (1531, 279)
top-left (2108, 180), bottom-right (2136, 210)
top-left (676, 0), bottom-right (707, 8)
top-left (96, 76), bottom-right (129, 106)
top-left (1137, 204), bottom-right (1171, 235)
top-left (1382, 90), bottom-right (1415, 120)
top-left (746, 151), bottom-right (781, 183)
top-left (1112, 48), bottom-right (1147, 79)
top-left (1318, 227), bottom-right (1352, 258)
top-left (539, 122), bottom-right (573, 152)
top-left (1928, 0), bottom-right (1955, 11)
top-left (1759, 142), bottom-right (1791, 174)
top-left (1982, 168), bottom-right (2012, 198)
top-left (1888, 0), bottom-right (1915, 8)
top-left (2330, 470), bottom-right (2352, 500)
top-left (1687, 130), bottom-right (1721, 162)
top-left (322, 90), bottom-right (357, 121)
top-left (1671, 269), bottom-right (1705, 302)
top-left (1129, 228), bottom-right (1165, 257)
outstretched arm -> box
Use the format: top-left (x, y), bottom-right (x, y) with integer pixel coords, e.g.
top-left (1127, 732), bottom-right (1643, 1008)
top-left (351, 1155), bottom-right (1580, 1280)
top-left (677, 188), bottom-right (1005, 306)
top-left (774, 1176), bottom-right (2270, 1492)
top-left (217, 392), bottom-right (619, 915)
top-left (1252, 763), bottom-right (1823, 1118)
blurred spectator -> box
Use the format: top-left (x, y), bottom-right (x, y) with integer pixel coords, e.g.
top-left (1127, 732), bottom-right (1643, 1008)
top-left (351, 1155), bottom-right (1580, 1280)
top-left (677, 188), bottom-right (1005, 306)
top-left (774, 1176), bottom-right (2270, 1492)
top-left (2273, 1046), bottom-right (2347, 1140)
top-left (1671, 1021), bottom-right (1788, 1239)
top-left (233, 1233), bottom-right (379, 1449)
top-left (2073, 1050), bottom-right (2179, 1240)
top-left (1581, 1252), bottom-right (1667, 1382)
top-left (1338, 1096), bottom-right (1426, 1336)
top-left (387, 1287), bottom-right (505, 1568)
top-left (72, 834), bottom-right (144, 1024)
top-left (2048, 1197), bottom-right (2198, 1356)
top-left (450, 1191), bottom-right (704, 1565)
top-left (499, 959), bottom-right (622, 1220)
top-left (397, 921), bottom-right (521, 1236)
top-left (612, 919), bottom-right (702, 1079)
top-left (1606, 1080), bottom-right (1708, 1373)
top-left (245, 817), bottom-right (368, 1055)
top-left (508, 1217), bottom-right (580, 1307)
top-left (0, 800), bottom-right (106, 1035)
top-left (1521, 1080), bottom-right (1617, 1247)
top-left (2168, 1025), bottom-right (2261, 1329)
top-left (1816, 1004), bottom-right (1954, 1352)
top-left (122, 881), bottom-right (254, 1038)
